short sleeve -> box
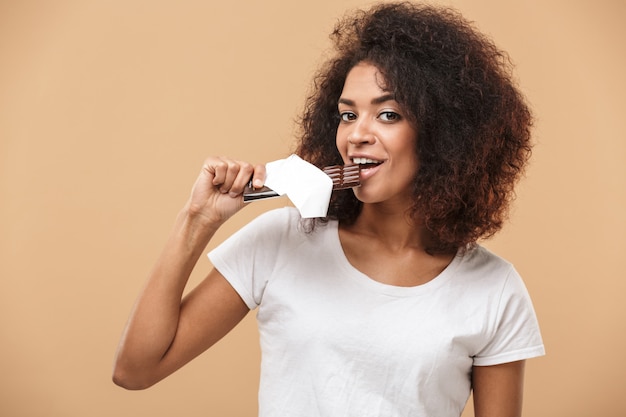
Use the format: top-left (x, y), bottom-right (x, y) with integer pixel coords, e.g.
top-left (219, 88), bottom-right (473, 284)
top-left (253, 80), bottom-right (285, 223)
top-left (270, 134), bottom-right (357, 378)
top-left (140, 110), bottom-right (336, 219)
top-left (208, 208), bottom-right (295, 310)
top-left (473, 268), bottom-right (545, 366)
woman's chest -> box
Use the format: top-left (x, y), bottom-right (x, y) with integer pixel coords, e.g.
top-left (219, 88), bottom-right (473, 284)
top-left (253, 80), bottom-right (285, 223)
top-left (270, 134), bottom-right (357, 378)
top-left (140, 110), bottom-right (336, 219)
top-left (256, 271), bottom-right (491, 372)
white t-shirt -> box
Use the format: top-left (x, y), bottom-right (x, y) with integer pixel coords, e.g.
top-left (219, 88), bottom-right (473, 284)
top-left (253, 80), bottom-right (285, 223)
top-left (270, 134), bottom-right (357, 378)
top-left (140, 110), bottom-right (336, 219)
top-left (209, 207), bottom-right (544, 417)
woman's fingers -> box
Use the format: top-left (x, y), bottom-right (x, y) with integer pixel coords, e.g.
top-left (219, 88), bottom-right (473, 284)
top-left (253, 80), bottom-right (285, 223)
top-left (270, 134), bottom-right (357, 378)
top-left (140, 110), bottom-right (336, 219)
top-left (204, 157), bottom-right (265, 196)
top-left (211, 159), bottom-right (256, 197)
top-left (250, 164), bottom-right (266, 190)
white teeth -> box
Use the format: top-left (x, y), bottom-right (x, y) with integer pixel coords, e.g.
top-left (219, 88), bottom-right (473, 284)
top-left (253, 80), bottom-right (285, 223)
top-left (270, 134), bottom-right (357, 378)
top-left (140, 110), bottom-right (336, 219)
top-left (352, 157), bottom-right (381, 165)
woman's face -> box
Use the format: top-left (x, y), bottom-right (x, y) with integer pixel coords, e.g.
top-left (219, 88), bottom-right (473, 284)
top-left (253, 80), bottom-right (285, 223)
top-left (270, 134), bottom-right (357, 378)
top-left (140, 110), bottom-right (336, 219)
top-left (336, 62), bottom-right (419, 206)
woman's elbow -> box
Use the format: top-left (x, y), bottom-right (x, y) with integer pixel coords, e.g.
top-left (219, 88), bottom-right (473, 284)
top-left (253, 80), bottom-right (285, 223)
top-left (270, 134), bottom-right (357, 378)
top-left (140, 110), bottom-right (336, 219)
top-left (111, 361), bottom-right (157, 391)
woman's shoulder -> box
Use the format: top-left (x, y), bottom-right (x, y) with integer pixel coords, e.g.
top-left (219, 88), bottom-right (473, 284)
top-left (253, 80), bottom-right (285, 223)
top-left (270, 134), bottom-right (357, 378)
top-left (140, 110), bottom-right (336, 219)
top-left (458, 245), bottom-right (520, 284)
top-left (241, 207), bottom-right (320, 239)
top-left (252, 206), bottom-right (300, 224)
top-left (251, 207), bottom-right (337, 233)
top-left (211, 207), bottom-right (305, 259)
top-left (465, 245), bottom-right (512, 268)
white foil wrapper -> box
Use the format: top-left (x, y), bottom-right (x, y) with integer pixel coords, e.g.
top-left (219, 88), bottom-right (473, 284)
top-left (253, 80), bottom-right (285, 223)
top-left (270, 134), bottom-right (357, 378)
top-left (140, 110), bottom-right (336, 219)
top-left (263, 154), bottom-right (333, 218)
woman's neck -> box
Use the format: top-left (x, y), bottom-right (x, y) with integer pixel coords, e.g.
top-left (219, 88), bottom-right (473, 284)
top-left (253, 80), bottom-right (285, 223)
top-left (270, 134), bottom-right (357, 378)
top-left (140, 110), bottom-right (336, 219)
top-left (348, 203), bottom-right (427, 251)
top-left (338, 203), bottom-right (456, 287)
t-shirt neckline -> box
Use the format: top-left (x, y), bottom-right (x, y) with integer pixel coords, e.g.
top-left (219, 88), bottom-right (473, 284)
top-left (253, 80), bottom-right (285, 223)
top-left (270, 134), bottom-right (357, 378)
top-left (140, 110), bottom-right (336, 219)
top-left (328, 220), bottom-right (464, 297)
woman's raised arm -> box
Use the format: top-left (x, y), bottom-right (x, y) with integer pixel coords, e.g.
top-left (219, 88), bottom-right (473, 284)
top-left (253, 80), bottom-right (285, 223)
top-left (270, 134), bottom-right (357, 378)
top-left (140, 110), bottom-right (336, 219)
top-left (112, 157), bottom-right (264, 389)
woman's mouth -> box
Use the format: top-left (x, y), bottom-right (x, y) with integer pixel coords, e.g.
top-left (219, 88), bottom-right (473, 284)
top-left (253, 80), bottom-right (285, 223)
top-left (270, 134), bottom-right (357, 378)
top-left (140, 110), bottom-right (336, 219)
top-left (351, 157), bottom-right (384, 179)
top-left (352, 157), bottom-right (383, 169)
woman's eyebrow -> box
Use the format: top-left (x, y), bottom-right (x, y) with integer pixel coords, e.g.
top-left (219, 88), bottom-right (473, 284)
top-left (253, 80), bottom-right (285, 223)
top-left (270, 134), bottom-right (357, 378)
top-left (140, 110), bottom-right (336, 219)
top-left (338, 98), bottom-right (355, 106)
top-left (338, 94), bottom-right (396, 106)
top-left (371, 93), bottom-right (395, 104)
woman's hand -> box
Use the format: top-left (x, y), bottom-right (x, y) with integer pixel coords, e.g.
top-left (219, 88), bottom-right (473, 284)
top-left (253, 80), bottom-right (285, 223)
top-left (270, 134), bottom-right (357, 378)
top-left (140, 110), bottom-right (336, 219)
top-left (186, 156), bottom-right (266, 226)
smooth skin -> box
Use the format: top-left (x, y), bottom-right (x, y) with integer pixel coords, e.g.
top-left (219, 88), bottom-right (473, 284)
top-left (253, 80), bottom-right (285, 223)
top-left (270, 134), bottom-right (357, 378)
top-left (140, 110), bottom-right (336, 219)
top-left (473, 360), bottom-right (526, 417)
top-left (112, 62), bottom-right (527, 416)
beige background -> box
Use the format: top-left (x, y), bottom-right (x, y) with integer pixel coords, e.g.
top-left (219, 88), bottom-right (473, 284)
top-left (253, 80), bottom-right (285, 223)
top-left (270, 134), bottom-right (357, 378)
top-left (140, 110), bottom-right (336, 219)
top-left (1, 0), bottom-right (624, 416)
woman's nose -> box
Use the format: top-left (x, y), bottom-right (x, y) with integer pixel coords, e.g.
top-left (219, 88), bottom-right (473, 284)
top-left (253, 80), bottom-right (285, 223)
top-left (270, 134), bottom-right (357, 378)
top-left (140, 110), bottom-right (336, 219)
top-left (347, 119), bottom-right (376, 145)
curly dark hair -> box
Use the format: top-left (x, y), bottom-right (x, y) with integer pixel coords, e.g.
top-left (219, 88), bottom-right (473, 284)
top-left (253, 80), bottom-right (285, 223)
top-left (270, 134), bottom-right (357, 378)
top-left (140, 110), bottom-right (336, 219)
top-left (295, 2), bottom-right (533, 254)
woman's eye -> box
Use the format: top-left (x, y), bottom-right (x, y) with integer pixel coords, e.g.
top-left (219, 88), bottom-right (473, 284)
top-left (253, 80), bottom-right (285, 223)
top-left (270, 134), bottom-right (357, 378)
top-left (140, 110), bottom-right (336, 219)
top-left (339, 111), bottom-right (356, 122)
top-left (379, 111), bottom-right (401, 122)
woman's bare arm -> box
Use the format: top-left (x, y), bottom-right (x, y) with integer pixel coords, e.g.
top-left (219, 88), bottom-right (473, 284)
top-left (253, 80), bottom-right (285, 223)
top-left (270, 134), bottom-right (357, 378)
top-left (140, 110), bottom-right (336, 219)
top-left (472, 360), bottom-right (526, 417)
top-left (112, 157), bottom-right (264, 390)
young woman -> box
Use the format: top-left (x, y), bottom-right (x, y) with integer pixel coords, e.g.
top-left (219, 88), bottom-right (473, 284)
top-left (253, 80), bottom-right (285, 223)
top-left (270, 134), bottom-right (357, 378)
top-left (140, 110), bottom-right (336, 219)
top-left (113, 3), bottom-right (544, 416)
